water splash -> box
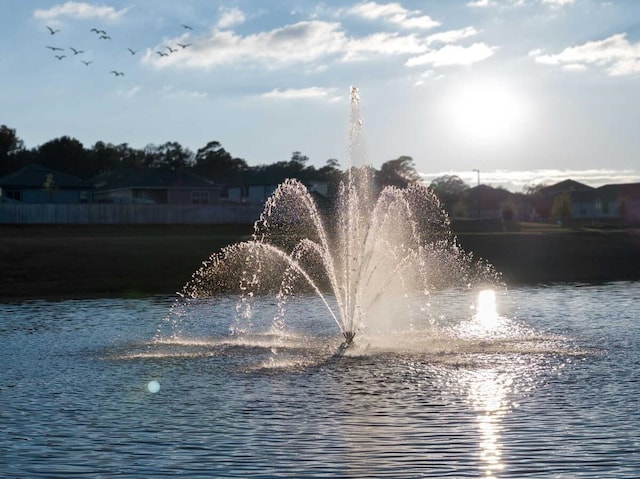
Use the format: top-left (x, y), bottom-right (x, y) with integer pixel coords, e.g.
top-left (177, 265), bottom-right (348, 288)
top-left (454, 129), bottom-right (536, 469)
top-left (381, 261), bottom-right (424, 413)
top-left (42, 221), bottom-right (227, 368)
top-left (173, 87), bottom-right (499, 347)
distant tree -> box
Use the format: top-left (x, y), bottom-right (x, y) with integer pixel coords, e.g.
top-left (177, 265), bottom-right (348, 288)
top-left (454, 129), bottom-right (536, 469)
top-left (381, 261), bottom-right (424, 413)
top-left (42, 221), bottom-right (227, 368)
top-left (194, 141), bottom-right (248, 183)
top-left (88, 141), bottom-right (122, 175)
top-left (152, 141), bottom-right (194, 170)
top-left (429, 174), bottom-right (469, 213)
top-left (377, 155), bottom-right (421, 188)
top-left (43, 172), bottom-right (56, 202)
top-left (523, 182), bottom-right (547, 196)
top-left (550, 193), bottom-right (572, 222)
top-left (37, 136), bottom-right (88, 177)
top-left (0, 125), bottom-right (27, 175)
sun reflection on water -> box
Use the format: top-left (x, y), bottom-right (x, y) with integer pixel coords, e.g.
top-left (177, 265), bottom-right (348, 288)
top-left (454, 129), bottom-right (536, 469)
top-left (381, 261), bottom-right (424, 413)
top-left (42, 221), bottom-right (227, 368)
top-left (467, 368), bottom-right (511, 478)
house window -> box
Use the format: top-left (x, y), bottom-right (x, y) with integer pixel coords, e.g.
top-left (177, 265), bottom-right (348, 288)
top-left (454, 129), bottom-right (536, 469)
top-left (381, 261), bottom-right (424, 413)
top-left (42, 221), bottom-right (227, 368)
top-left (7, 190), bottom-right (21, 201)
top-left (192, 191), bottom-right (209, 204)
top-left (595, 199), bottom-right (602, 212)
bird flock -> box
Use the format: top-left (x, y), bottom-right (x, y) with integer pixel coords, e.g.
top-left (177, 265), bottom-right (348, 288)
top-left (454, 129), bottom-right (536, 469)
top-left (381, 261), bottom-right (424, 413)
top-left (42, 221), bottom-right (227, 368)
top-left (43, 23), bottom-right (194, 78)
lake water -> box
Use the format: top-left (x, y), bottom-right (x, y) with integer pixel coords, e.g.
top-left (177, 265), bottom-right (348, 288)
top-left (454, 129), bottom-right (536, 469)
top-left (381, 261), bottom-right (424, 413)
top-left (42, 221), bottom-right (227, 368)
top-left (1, 282), bottom-right (639, 478)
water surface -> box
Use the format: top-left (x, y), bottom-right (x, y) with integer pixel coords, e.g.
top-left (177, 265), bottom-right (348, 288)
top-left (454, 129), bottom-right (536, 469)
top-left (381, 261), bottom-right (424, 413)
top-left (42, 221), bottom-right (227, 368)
top-left (1, 282), bottom-right (639, 478)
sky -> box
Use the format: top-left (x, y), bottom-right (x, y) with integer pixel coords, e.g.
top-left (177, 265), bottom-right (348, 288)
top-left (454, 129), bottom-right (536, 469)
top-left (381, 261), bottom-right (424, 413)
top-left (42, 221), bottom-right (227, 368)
top-left (1, 0), bottom-right (640, 191)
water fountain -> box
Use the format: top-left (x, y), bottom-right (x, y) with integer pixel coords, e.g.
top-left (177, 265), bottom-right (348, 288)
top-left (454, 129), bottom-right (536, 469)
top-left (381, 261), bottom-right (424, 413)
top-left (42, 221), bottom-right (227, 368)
top-left (176, 87), bottom-right (498, 349)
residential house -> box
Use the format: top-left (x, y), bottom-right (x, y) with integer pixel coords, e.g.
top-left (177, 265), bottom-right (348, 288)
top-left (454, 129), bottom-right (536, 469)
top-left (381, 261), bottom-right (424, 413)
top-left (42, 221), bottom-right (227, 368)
top-left (91, 168), bottom-right (221, 205)
top-left (0, 163), bottom-right (91, 203)
top-left (532, 179), bottom-right (593, 220)
top-left (465, 184), bottom-right (530, 220)
top-left (571, 183), bottom-right (640, 226)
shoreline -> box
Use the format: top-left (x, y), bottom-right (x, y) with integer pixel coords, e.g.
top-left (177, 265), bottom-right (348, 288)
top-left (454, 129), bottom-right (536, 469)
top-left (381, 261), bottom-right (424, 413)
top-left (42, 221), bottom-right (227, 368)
top-left (2, 224), bottom-right (639, 302)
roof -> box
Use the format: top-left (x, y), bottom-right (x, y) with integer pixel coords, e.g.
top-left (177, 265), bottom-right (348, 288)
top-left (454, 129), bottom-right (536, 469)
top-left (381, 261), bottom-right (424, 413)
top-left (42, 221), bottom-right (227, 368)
top-left (573, 182), bottom-right (640, 201)
top-left (0, 164), bottom-right (89, 189)
top-left (537, 179), bottom-right (593, 197)
top-left (92, 167), bottom-right (219, 191)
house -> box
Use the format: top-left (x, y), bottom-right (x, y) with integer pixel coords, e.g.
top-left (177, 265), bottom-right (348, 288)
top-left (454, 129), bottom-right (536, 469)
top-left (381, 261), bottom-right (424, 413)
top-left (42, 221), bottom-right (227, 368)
top-left (532, 179), bottom-right (593, 219)
top-left (465, 184), bottom-right (530, 220)
top-left (91, 168), bottom-right (222, 205)
top-left (571, 183), bottom-right (640, 226)
top-left (226, 179), bottom-right (329, 205)
top-left (0, 163), bottom-right (91, 203)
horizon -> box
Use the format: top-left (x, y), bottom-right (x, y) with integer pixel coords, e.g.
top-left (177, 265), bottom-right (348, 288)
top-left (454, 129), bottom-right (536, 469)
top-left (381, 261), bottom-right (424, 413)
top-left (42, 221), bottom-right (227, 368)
top-left (2, 1), bottom-right (640, 192)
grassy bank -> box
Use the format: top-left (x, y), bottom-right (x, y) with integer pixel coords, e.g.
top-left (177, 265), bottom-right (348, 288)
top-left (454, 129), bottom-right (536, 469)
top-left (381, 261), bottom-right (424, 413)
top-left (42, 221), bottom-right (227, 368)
top-left (2, 223), bottom-right (640, 301)
top-left (0, 224), bottom-right (253, 301)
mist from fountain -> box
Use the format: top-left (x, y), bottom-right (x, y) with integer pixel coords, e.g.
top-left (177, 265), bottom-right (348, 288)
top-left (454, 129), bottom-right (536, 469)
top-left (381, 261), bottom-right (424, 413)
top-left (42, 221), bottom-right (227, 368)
top-left (177, 87), bottom-right (499, 348)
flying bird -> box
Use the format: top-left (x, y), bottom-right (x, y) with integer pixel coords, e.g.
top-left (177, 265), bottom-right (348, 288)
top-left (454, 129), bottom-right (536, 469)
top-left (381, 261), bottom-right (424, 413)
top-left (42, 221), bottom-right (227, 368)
top-left (69, 47), bottom-right (84, 55)
top-left (181, 24), bottom-right (193, 30)
top-left (177, 43), bottom-right (192, 49)
top-left (99, 35), bottom-right (111, 40)
top-left (166, 46), bottom-right (177, 54)
top-left (46, 45), bottom-right (64, 51)
top-left (110, 70), bottom-right (124, 76)
top-left (82, 60), bottom-right (93, 66)
top-left (156, 51), bottom-right (168, 57)
top-left (91, 28), bottom-right (106, 35)
top-left (54, 55), bottom-right (66, 60)
top-left (127, 48), bottom-right (138, 55)
top-left (46, 26), bottom-right (60, 35)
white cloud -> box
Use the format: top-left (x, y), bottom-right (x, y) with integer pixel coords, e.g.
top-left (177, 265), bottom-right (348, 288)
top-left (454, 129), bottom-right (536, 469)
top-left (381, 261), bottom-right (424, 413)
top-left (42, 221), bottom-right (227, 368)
top-left (426, 27), bottom-right (479, 45)
top-left (33, 1), bottom-right (128, 21)
top-left (261, 87), bottom-right (342, 102)
top-left (347, 1), bottom-right (440, 30)
top-left (144, 21), bottom-right (348, 69)
top-left (542, 0), bottom-right (575, 6)
top-left (217, 7), bottom-right (246, 29)
top-left (342, 32), bottom-right (426, 61)
top-left (421, 169), bottom-right (640, 192)
top-left (467, 0), bottom-right (497, 6)
top-left (531, 33), bottom-right (640, 76)
top-left (144, 20), bottom-right (430, 69)
top-left (406, 42), bottom-right (495, 67)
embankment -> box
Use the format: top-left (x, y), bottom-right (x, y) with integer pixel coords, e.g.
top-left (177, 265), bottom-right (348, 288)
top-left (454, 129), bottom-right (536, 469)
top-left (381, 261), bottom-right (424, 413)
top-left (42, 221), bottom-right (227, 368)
top-left (2, 225), bottom-right (639, 301)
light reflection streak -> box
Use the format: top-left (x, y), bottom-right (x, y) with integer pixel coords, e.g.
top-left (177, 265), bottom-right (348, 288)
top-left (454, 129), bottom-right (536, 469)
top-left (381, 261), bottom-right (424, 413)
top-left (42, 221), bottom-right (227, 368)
top-left (467, 368), bottom-right (511, 478)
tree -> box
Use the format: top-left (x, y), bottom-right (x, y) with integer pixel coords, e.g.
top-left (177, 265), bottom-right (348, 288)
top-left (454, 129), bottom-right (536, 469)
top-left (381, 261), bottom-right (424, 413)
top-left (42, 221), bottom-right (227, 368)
top-left (194, 141), bottom-right (248, 183)
top-left (151, 141), bottom-right (194, 170)
top-left (0, 125), bottom-right (26, 175)
top-left (37, 136), bottom-right (88, 177)
top-left (550, 193), bottom-right (572, 223)
top-left (429, 175), bottom-right (469, 213)
top-left (377, 155), bottom-right (421, 188)
top-left (523, 182), bottom-right (547, 196)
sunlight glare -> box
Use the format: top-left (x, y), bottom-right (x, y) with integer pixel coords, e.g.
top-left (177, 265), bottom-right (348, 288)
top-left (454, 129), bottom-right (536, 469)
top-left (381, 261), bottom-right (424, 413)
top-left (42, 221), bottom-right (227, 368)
top-left (444, 79), bottom-right (526, 144)
top-left (475, 289), bottom-right (499, 330)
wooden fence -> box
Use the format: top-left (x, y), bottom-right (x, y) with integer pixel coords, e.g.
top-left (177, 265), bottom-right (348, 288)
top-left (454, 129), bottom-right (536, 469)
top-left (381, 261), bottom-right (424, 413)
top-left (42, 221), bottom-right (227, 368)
top-left (0, 203), bottom-right (264, 225)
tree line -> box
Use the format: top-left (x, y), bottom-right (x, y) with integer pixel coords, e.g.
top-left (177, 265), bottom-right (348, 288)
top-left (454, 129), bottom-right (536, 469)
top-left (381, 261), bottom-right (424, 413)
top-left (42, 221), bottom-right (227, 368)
top-left (0, 124), bottom-right (421, 191)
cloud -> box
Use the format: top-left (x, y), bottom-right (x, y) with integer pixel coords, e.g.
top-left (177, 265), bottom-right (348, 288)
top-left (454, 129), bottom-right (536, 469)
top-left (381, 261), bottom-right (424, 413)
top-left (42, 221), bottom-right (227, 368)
top-left (33, 1), bottom-right (128, 21)
top-left (342, 32), bottom-right (426, 61)
top-left (467, 0), bottom-right (497, 6)
top-left (261, 87), bottom-right (342, 102)
top-left (542, 0), bottom-right (575, 6)
top-left (217, 6), bottom-right (246, 29)
top-left (347, 1), bottom-right (440, 30)
top-left (531, 33), bottom-right (640, 76)
top-left (426, 27), bottom-right (479, 45)
top-left (406, 42), bottom-right (495, 67)
top-left (144, 20), bottom-right (429, 69)
top-left (421, 169), bottom-right (640, 191)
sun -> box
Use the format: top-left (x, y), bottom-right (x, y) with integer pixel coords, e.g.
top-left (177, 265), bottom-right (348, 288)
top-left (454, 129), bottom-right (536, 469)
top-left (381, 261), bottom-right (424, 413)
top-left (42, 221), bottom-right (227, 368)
top-left (443, 79), bottom-right (527, 144)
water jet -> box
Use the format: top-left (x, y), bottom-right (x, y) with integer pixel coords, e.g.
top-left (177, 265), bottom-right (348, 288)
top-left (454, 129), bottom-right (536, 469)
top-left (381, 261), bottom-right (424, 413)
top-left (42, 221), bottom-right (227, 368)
top-left (179, 87), bottom-right (498, 350)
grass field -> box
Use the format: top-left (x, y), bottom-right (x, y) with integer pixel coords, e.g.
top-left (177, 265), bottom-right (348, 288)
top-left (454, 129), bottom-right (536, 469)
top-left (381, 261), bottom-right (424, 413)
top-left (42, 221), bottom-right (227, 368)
top-left (0, 224), bottom-right (253, 300)
top-left (2, 223), bottom-right (639, 301)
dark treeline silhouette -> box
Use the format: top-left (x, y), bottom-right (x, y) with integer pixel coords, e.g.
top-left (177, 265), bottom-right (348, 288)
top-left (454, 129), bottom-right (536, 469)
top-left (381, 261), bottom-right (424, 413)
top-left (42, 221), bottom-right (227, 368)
top-left (0, 125), bottom-right (420, 192)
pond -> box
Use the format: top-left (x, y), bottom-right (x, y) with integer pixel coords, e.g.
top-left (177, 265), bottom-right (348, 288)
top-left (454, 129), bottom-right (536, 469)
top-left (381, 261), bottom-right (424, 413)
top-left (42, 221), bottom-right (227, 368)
top-left (1, 282), bottom-right (639, 478)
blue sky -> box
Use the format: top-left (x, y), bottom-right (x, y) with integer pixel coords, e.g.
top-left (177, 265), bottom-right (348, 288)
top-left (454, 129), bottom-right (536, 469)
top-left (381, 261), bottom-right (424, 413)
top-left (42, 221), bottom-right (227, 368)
top-left (2, 0), bottom-right (640, 190)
